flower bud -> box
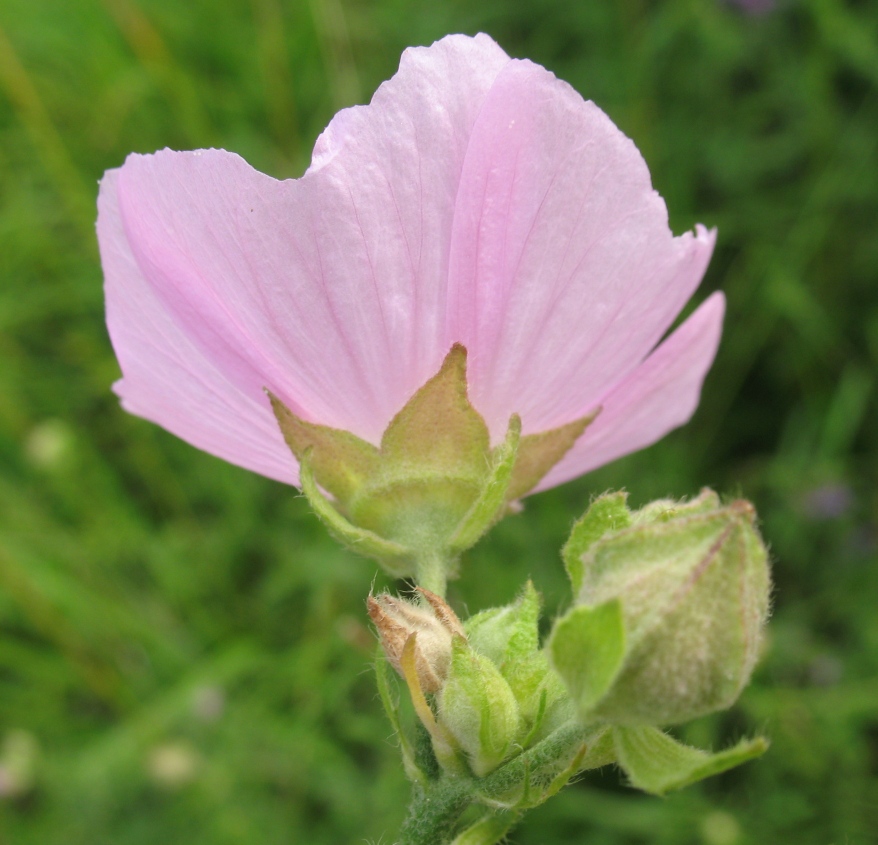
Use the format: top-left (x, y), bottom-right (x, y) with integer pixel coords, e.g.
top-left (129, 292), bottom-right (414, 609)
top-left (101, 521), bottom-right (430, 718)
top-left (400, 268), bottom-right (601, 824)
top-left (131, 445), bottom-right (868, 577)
top-left (465, 582), bottom-right (569, 742)
top-left (550, 491), bottom-right (771, 726)
top-left (367, 587), bottom-right (465, 694)
top-left (437, 636), bottom-right (522, 776)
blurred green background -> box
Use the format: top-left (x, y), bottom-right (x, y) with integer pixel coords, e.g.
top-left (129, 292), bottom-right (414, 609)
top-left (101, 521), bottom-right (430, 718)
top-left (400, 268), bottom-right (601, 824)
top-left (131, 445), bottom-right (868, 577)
top-left (0, 0), bottom-right (876, 842)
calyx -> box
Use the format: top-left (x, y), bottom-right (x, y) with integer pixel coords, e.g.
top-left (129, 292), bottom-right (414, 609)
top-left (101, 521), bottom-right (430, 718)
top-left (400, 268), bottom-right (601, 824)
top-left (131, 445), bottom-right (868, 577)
top-left (269, 344), bottom-right (597, 583)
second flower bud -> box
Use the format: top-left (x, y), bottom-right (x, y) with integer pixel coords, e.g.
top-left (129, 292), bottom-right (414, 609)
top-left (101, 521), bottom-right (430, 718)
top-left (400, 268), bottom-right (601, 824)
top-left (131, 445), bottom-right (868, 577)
top-left (367, 587), bottom-right (465, 694)
top-left (369, 584), bottom-right (567, 779)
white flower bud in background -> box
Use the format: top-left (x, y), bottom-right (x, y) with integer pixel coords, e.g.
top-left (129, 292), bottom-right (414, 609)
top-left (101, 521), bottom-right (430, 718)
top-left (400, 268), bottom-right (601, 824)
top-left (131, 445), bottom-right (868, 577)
top-left (0, 730), bottom-right (38, 799)
top-left (24, 419), bottom-right (74, 470)
top-left (146, 741), bottom-right (200, 789)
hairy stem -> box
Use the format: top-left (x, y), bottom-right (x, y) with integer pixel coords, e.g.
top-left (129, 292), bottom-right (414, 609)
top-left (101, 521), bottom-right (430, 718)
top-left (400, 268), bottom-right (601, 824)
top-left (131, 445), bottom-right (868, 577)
top-left (414, 549), bottom-right (451, 597)
top-left (395, 722), bottom-right (592, 845)
top-left (479, 721), bottom-right (590, 802)
top-left (397, 779), bottom-right (472, 845)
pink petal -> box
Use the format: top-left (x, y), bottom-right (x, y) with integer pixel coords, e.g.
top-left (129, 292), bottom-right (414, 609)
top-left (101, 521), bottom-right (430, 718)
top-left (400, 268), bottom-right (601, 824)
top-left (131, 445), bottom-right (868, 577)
top-left (101, 33), bottom-right (723, 495)
top-left (104, 33), bottom-right (510, 464)
top-left (534, 292), bottom-right (726, 492)
top-left (445, 58), bottom-right (716, 440)
top-left (99, 170), bottom-right (298, 483)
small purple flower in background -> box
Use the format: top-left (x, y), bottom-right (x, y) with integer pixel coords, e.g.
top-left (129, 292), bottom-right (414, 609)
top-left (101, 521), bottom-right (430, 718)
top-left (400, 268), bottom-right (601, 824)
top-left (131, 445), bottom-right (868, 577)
top-left (97, 33), bottom-right (723, 494)
top-left (723, 0), bottom-right (776, 15)
top-left (801, 482), bottom-right (854, 521)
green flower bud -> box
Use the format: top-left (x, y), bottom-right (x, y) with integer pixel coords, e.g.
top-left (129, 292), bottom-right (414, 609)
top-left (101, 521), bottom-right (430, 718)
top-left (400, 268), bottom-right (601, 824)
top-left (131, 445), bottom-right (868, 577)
top-left (465, 582), bottom-right (570, 743)
top-left (438, 637), bottom-right (522, 777)
top-left (371, 584), bottom-right (578, 780)
top-left (550, 490), bottom-right (771, 726)
top-left (464, 581), bottom-right (541, 667)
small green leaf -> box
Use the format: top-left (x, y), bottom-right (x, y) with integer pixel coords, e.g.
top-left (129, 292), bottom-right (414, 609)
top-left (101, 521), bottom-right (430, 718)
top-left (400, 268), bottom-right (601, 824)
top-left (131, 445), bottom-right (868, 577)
top-left (613, 726), bottom-right (769, 795)
top-left (562, 492), bottom-right (632, 594)
top-left (374, 650), bottom-right (424, 784)
top-left (380, 344), bottom-right (490, 482)
top-left (465, 580), bottom-right (541, 667)
top-left (548, 600), bottom-right (626, 717)
top-left (463, 583), bottom-right (562, 742)
top-left (268, 391), bottom-right (379, 503)
top-left (506, 408), bottom-right (600, 502)
top-left (298, 451), bottom-right (411, 575)
top-left (448, 414), bottom-right (521, 554)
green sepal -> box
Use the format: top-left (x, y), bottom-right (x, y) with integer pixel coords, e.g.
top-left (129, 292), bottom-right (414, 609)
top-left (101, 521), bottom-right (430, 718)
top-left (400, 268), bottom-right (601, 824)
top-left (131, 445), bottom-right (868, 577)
top-left (272, 346), bottom-right (497, 573)
top-left (379, 343), bottom-right (489, 483)
top-left (548, 599), bottom-right (626, 718)
top-left (412, 720), bottom-right (442, 782)
top-left (630, 487), bottom-right (721, 525)
top-left (342, 345), bottom-right (494, 559)
top-left (464, 583), bottom-right (570, 746)
top-left (506, 408), bottom-right (600, 502)
top-left (374, 649), bottom-right (424, 784)
top-left (613, 725), bottom-right (768, 795)
top-left (562, 492), bottom-right (631, 594)
top-left (298, 450), bottom-right (411, 576)
top-left (464, 580), bottom-right (541, 667)
top-left (268, 391), bottom-right (379, 503)
top-left (577, 726), bottom-right (616, 771)
top-left (270, 345), bottom-right (598, 582)
top-left (448, 414), bottom-right (521, 555)
top-left (438, 636), bottom-right (522, 777)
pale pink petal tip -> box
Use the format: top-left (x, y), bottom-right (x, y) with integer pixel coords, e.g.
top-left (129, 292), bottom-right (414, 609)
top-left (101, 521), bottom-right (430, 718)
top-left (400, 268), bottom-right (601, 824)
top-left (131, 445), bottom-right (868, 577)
top-left (535, 291), bottom-right (726, 492)
top-left (98, 33), bottom-right (723, 493)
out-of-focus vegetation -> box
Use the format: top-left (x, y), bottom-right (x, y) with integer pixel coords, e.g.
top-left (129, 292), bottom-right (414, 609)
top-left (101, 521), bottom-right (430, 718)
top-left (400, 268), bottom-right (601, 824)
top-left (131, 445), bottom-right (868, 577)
top-left (0, 1), bottom-right (876, 842)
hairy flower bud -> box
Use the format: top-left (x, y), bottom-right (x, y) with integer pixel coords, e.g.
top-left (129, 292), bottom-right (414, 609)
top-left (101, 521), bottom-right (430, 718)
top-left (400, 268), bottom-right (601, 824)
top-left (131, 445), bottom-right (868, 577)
top-left (550, 490), bottom-right (771, 726)
top-left (437, 636), bottom-right (522, 776)
top-left (465, 582), bottom-right (570, 742)
top-left (368, 588), bottom-right (465, 694)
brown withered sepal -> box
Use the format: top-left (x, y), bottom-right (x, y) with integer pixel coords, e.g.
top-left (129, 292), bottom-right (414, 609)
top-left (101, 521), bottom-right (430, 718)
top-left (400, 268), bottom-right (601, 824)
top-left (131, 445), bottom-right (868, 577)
top-left (368, 588), bottom-right (465, 693)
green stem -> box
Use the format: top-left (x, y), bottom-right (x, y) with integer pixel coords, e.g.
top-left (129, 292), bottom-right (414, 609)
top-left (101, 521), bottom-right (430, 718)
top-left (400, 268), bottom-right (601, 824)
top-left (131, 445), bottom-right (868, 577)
top-left (478, 721), bottom-right (590, 803)
top-left (395, 722), bottom-right (592, 845)
top-left (397, 779), bottom-right (472, 845)
top-left (414, 549), bottom-right (451, 597)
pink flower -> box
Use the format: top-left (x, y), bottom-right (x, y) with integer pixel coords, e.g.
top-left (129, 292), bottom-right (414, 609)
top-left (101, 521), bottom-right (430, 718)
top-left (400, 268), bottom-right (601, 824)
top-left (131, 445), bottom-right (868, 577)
top-left (98, 33), bottom-right (723, 494)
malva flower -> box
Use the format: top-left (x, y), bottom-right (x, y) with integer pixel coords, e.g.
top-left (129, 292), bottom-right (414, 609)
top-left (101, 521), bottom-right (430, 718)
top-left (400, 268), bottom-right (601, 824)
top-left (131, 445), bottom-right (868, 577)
top-left (98, 33), bottom-right (722, 512)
